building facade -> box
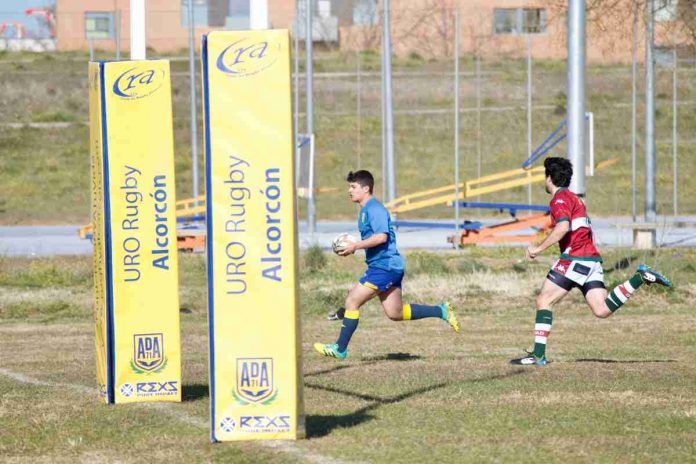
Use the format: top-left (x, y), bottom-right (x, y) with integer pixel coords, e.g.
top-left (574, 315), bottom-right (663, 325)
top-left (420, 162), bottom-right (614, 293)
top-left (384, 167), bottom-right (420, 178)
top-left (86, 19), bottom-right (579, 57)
top-left (56, 0), bottom-right (298, 52)
top-left (55, 0), bottom-right (687, 63)
top-left (340, 0), bottom-right (687, 64)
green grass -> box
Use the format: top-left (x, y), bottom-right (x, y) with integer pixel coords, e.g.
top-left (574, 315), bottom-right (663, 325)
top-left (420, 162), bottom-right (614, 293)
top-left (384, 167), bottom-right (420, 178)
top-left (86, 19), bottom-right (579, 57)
top-left (1, 248), bottom-right (695, 462)
top-left (0, 51), bottom-right (694, 224)
top-left (0, 376), bottom-right (298, 463)
top-left (30, 110), bottom-right (78, 123)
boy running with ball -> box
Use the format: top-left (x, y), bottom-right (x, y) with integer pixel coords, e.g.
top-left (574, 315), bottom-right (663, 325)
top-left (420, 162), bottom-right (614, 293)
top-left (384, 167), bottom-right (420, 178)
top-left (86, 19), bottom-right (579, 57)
top-left (314, 170), bottom-right (460, 360)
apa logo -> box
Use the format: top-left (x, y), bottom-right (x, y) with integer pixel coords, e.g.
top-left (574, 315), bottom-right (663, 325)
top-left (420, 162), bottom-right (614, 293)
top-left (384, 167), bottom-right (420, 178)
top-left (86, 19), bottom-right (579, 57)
top-left (112, 67), bottom-right (165, 99)
top-left (215, 38), bottom-right (280, 77)
top-left (233, 358), bottom-right (278, 405)
top-left (130, 333), bottom-right (168, 374)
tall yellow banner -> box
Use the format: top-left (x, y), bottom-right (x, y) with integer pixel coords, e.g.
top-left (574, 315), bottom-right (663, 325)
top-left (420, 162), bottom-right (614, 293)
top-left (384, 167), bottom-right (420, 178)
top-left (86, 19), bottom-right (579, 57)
top-left (88, 60), bottom-right (181, 404)
top-left (202, 30), bottom-right (304, 441)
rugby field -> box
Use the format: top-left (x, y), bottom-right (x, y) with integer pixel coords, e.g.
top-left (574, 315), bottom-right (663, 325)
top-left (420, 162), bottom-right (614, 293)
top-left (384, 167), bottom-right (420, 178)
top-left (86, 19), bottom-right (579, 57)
top-left (1, 248), bottom-right (694, 463)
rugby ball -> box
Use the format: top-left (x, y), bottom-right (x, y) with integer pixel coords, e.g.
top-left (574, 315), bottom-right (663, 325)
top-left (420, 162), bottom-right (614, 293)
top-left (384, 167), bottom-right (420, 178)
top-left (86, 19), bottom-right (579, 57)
top-left (331, 233), bottom-right (356, 254)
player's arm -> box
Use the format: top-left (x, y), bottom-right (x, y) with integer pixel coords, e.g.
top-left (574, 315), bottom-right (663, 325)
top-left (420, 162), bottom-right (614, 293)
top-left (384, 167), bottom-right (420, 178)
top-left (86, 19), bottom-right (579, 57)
top-left (339, 207), bottom-right (390, 256)
top-left (338, 233), bottom-right (387, 256)
top-left (526, 221), bottom-right (569, 260)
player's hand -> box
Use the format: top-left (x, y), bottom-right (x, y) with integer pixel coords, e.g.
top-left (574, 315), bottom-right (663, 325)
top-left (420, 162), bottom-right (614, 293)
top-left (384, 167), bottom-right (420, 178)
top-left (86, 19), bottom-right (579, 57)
top-left (338, 242), bottom-right (357, 256)
top-left (525, 246), bottom-right (538, 261)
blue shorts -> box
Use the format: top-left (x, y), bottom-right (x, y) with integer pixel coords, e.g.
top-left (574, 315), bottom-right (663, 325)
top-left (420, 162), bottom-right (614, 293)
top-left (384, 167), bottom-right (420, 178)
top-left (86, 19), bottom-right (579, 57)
top-left (359, 267), bottom-right (404, 293)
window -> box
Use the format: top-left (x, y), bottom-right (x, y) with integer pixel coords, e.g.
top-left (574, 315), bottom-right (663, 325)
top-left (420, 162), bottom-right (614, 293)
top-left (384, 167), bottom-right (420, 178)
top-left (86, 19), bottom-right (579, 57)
top-left (228, 0), bottom-right (250, 17)
top-left (655, 0), bottom-right (677, 22)
top-left (201, 0), bottom-right (267, 30)
top-left (494, 8), bottom-right (546, 35)
top-left (353, 0), bottom-right (377, 26)
top-left (317, 0), bottom-right (331, 19)
top-left (226, 0), bottom-right (251, 29)
top-left (85, 12), bottom-right (113, 40)
top-left (522, 8), bottom-right (546, 33)
top-left (494, 8), bottom-right (518, 34)
top-left (181, 0), bottom-right (209, 27)
top-left (207, 0), bottom-right (226, 27)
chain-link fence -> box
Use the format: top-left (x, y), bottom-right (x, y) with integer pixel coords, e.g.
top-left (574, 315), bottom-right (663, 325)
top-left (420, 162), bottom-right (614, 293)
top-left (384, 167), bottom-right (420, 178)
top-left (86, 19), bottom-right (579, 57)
top-left (0, 1), bottom-right (693, 225)
top-left (293, 50), bottom-right (695, 222)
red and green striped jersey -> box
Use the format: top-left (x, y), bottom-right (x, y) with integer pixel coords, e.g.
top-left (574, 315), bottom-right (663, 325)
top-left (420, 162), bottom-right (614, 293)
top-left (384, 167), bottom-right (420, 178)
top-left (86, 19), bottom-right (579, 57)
top-left (550, 188), bottom-right (601, 261)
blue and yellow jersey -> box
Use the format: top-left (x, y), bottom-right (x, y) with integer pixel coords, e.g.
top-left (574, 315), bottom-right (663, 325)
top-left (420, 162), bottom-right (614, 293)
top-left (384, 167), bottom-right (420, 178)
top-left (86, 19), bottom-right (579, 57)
top-left (358, 198), bottom-right (404, 271)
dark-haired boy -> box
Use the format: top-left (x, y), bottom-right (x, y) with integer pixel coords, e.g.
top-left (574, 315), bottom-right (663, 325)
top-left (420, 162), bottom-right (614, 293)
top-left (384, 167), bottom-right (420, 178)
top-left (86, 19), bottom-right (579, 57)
top-left (511, 157), bottom-right (671, 366)
top-left (314, 170), bottom-right (460, 359)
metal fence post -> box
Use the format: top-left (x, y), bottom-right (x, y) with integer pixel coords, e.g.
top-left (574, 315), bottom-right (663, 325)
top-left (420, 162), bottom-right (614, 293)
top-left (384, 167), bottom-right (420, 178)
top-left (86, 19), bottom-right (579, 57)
top-left (382, 0), bottom-right (396, 203)
top-left (631, 0), bottom-right (638, 222)
top-left (306, 0), bottom-right (315, 233)
top-left (454, 2), bottom-right (461, 242)
top-left (672, 27), bottom-right (678, 217)
top-left (526, 33), bottom-right (533, 205)
top-left (645, 0), bottom-right (656, 223)
top-left (186, 0), bottom-right (199, 202)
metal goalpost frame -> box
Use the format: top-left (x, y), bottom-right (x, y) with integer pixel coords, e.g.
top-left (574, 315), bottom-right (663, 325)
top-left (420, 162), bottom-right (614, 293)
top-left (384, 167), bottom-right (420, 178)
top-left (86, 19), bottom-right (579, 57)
top-left (567, 0), bottom-right (586, 197)
top-left (130, 0), bottom-right (145, 60)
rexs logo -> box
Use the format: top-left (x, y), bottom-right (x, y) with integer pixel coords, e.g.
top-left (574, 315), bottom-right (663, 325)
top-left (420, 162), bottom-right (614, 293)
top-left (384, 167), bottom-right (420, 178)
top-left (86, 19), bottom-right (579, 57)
top-left (112, 67), bottom-right (165, 99)
top-left (215, 38), bottom-right (280, 77)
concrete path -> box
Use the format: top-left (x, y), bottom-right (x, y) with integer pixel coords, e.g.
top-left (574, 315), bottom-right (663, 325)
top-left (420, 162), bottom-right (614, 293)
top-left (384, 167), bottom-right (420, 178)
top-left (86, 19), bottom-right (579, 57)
top-left (1, 216), bottom-right (694, 257)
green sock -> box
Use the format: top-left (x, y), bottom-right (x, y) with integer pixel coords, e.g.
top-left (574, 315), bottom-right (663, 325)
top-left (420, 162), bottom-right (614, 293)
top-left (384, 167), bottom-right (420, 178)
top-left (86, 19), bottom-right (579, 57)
top-left (605, 273), bottom-right (644, 312)
top-left (532, 309), bottom-right (553, 359)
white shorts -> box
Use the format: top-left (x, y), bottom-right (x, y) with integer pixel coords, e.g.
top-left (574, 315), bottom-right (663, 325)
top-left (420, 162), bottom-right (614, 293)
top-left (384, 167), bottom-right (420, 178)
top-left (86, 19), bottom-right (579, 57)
top-left (547, 258), bottom-right (606, 295)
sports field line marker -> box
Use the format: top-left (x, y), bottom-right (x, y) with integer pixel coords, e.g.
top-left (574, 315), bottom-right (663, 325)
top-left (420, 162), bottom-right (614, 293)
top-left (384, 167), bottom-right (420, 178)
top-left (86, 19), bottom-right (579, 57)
top-left (0, 367), bottom-right (354, 464)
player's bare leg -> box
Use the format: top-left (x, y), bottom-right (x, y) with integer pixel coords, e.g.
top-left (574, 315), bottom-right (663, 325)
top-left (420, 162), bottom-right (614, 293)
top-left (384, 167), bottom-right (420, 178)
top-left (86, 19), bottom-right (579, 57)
top-left (379, 287), bottom-right (404, 320)
top-left (536, 277), bottom-right (570, 308)
top-left (585, 288), bottom-right (612, 318)
top-left (346, 283), bottom-right (378, 310)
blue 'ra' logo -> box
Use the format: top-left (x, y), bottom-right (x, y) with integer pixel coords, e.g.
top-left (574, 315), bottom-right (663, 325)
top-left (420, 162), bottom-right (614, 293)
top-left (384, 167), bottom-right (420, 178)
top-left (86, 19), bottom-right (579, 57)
top-left (112, 67), bottom-right (164, 98)
top-left (235, 358), bottom-right (277, 404)
top-left (132, 333), bottom-right (165, 372)
top-left (215, 38), bottom-right (279, 76)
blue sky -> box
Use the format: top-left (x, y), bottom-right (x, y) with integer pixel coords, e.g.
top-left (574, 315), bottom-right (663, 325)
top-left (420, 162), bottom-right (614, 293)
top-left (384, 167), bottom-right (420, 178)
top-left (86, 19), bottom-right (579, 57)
top-left (0, 0), bottom-right (54, 38)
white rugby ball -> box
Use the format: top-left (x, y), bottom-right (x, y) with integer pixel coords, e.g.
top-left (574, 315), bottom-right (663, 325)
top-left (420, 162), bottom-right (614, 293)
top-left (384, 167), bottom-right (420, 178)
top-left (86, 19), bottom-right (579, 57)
top-left (331, 233), bottom-right (356, 254)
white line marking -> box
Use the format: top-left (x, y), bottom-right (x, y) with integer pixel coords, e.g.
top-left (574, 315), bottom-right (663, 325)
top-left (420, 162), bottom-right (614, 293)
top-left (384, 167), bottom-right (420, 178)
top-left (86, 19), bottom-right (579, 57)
top-left (0, 368), bottom-right (355, 464)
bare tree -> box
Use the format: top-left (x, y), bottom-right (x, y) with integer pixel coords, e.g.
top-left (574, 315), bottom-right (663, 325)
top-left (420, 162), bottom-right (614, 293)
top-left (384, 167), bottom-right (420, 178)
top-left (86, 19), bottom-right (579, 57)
top-left (678, 0), bottom-right (696, 51)
top-left (548, 0), bottom-right (694, 51)
top-left (355, 1), bottom-right (382, 51)
top-left (394, 0), bottom-right (456, 58)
